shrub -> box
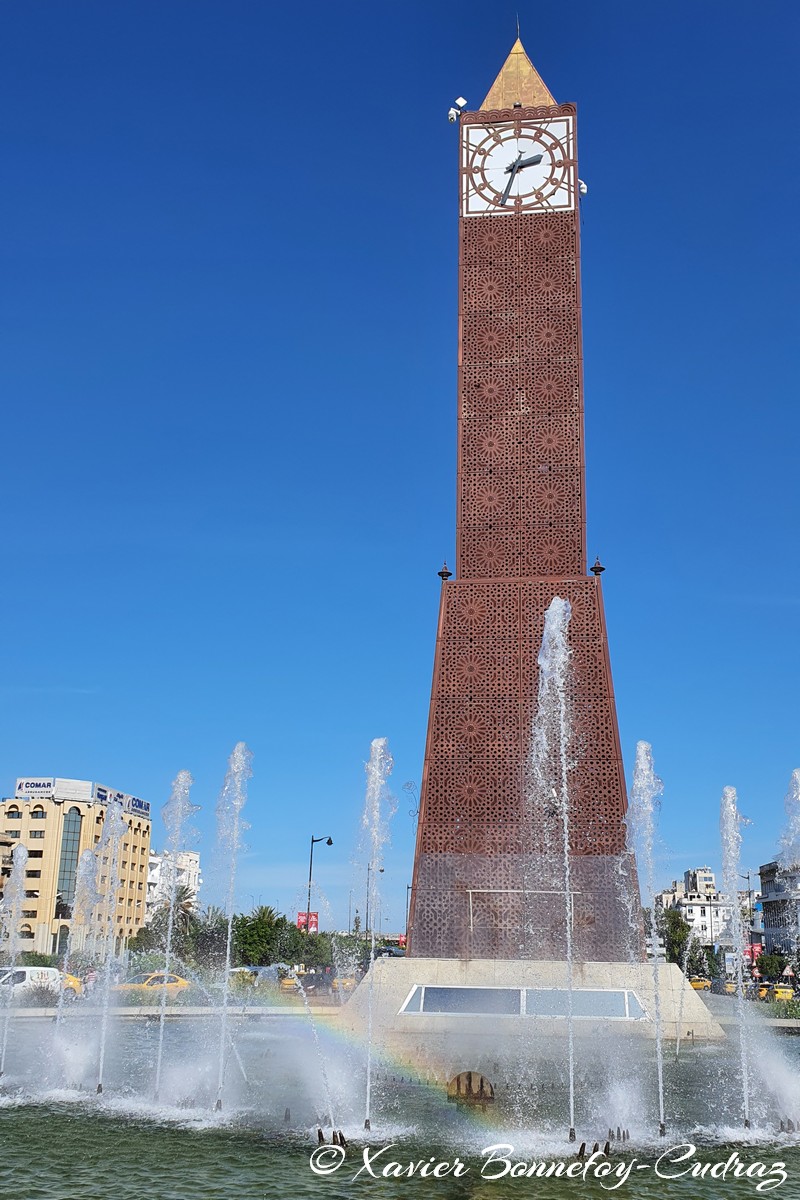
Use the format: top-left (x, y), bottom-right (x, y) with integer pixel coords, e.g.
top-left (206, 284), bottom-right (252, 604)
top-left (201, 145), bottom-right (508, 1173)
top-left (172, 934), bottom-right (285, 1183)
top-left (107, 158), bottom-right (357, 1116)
top-left (19, 952), bottom-right (58, 968)
top-left (20, 984), bottom-right (60, 1007)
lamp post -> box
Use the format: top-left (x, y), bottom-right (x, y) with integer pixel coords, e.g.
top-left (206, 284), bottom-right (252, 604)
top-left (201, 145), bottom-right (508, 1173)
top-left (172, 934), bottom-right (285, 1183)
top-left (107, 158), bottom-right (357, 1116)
top-left (740, 870), bottom-right (755, 957)
top-left (306, 835), bottom-right (332, 933)
top-left (365, 863), bottom-right (384, 937)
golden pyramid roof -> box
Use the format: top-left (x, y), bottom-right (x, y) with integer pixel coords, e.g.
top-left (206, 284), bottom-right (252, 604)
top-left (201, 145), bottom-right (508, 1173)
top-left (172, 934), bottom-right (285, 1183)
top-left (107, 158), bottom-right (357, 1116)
top-left (480, 38), bottom-right (556, 110)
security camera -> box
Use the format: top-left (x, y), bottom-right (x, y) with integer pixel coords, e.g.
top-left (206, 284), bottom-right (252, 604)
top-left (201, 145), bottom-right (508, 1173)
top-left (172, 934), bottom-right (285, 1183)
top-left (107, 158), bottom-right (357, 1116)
top-left (448, 107), bottom-right (458, 123)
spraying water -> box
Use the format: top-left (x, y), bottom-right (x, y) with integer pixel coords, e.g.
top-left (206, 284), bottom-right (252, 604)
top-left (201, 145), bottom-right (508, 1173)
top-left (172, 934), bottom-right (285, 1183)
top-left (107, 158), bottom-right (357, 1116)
top-left (362, 736), bottom-right (394, 1131)
top-left (529, 597), bottom-right (577, 1140)
top-left (625, 741), bottom-right (666, 1134)
top-left (675, 932), bottom-right (702, 1062)
top-left (720, 785), bottom-right (752, 1127)
top-left (55, 848), bottom-right (102, 1029)
top-left (778, 770), bottom-right (800, 953)
top-left (154, 769), bottom-right (198, 1100)
top-left (284, 965), bottom-right (337, 1130)
top-left (95, 799), bottom-right (129, 1094)
top-left (214, 741), bottom-right (253, 1111)
top-left (0, 844), bottom-right (29, 1076)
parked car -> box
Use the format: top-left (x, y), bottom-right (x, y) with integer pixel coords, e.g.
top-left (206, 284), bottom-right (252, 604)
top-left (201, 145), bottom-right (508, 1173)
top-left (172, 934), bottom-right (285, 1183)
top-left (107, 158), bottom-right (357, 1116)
top-left (331, 975), bottom-right (357, 994)
top-left (112, 972), bottom-right (189, 997)
top-left (61, 971), bottom-right (83, 997)
top-left (689, 976), bottom-right (711, 991)
top-left (0, 966), bottom-right (78, 999)
top-left (377, 947), bottom-right (406, 958)
top-left (768, 982), bottom-right (795, 1002)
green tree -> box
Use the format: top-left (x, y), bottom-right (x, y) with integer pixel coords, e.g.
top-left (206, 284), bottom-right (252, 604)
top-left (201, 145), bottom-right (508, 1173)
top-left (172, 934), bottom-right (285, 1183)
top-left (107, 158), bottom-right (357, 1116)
top-left (756, 951), bottom-right (787, 980)
top-left (194, 905), bottom-right (229, 969)
top-left (646, 907), bottom-right (691, 965)
top-left (127, 883), bottom-right (199, 962)
top-left (685, 940), bottom-right (708, 977)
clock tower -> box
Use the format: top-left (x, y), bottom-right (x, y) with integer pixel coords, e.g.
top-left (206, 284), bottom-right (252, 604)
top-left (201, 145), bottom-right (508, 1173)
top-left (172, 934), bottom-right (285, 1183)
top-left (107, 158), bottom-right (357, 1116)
top-left (408, 41), bottom-right (643, 962)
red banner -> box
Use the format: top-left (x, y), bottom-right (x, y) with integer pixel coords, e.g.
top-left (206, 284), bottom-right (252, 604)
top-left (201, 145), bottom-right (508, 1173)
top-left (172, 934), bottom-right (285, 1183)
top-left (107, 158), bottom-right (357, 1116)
top-left (296, 911), bottom-right (319, 933)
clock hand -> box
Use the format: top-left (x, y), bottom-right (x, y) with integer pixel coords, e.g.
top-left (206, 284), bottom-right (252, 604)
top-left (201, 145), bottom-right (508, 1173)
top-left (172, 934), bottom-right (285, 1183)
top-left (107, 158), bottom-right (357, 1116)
top-left (499, 153), bottom-right (522, 206)
top-left (516, 152), bottom-right (544, 170)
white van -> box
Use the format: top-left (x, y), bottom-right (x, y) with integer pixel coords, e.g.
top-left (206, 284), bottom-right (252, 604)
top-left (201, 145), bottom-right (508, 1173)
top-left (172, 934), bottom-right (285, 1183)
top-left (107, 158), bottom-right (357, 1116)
top-left (0, 966), bottom-right (65, 999)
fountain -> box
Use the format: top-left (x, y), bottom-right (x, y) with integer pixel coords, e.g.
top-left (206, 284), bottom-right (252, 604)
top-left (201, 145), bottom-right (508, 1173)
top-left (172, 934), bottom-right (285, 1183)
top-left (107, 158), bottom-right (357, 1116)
top-left (154, 768), bottom-right (198, 1100)
top-left (0, 843), bottom-right (29, 1077)
top-left (340, 597), bottom-right (724, 1141)
top-left (1, 732), bottom-right (800, 1196)
top-left (360, 736), bottom-right (394, 1131)
top-left (625, 741), bottom-right (667, 1136)
top-left (214, 741), bottom-right (253, 1110)
top-left (95, 798), bottom-right (129, 1094)
top-left (720, 785), bottom-right (752, 1129)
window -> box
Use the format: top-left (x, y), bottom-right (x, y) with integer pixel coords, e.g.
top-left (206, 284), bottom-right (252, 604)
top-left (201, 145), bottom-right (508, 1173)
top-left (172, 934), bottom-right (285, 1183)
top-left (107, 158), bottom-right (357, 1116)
top-left (700, 907), bottom-right (706, 916)
top-left (25, 870), bottom-right (41, 879)
top-left (30, 830), bottom-right (45, 840)
top-left (30, 808), bottom-right (46, 820)
top-left (5, 808), bottom-right (21, 820)
top-left (399, 985), bottom-right (647, 1020)
top-left (5, 830), bottom-right (20, 839)
top-left (24, 890), bottom-right (39, 899)
top-left (21, 910), bottom-right (37, 918)
top-left (55, 806), bottom-right (83, 920)
top-left (28, 850), bottom-right (43, 859)
top-left (19, 925), bottom-right (34, 940)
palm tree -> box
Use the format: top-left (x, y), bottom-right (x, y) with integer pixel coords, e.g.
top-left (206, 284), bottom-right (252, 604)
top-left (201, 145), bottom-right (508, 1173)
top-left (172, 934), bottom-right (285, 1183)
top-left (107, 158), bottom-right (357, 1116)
top-left (250, 905), bottom-right (279, 926)
top-left (166, 883), bottom-right (198, 938)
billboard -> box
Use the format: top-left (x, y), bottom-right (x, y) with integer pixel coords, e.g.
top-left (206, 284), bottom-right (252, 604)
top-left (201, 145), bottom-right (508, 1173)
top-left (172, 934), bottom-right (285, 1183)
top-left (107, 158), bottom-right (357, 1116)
top-left (54, 779), bottom-right (93, 801)
top-left (94, 784), bottom-right (151, 819)
top-left (297, 912), bottom-right (319, 933)
top-left (15, 778), bottom-right (55, 799)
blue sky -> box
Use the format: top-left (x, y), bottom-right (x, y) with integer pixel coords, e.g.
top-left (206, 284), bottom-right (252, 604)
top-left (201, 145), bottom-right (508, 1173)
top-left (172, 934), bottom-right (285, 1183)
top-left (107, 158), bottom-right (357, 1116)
top-left (2, 2), bottom-right (798, 930)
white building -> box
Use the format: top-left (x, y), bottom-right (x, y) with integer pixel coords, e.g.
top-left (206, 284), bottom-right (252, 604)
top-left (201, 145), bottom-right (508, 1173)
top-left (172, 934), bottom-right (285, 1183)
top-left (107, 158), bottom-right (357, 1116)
top-left (656, 867), bottom-right (734, 948)
top-left (1, 777), bottom-right (151, 955)
top-left (145, 849), bottom-right (202, 923)
top-left (684, 866), bottom-right (717, 896)
top-left (759, 861), bottom-right (800, 954)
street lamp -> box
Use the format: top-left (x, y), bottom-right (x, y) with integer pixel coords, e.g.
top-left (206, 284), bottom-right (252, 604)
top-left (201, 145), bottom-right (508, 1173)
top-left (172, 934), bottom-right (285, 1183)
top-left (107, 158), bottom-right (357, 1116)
top-left (365, 863), bottom-right (384, 937)
top-left (306, 835), bottom-right (333, 933)
top-left (740, 871), bottom-right (754, 923)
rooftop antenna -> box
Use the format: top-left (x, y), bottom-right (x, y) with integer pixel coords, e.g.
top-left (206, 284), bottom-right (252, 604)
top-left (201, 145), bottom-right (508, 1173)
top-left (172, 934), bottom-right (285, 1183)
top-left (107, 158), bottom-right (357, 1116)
top-left (516, 11), bottom-right (520, 38)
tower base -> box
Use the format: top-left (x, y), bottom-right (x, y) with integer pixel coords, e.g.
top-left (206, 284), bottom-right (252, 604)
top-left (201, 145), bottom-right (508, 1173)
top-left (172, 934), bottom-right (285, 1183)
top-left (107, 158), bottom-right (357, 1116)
top-left (342, 957), bottom-right (725, 1075)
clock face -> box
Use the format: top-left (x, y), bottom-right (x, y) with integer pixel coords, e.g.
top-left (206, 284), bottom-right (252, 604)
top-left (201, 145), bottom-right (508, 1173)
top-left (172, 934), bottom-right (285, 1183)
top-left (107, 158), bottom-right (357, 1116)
top-left (462, 116), bottom-right (576, 216)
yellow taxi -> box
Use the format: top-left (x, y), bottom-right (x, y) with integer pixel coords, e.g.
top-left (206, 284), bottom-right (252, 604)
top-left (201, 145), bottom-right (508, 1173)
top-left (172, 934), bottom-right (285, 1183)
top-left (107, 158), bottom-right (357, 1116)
top-left (112, 971), bottom-right (189, 997)
top-left (755, 980), bottom-right (771, 1000)
top-left (689, 976), bottom-right (711, 991)
top-left (331, 975), bottom-right (357, 994)
top-left (724, 979), bottom-right (737, 995)
top-left (61, 971), bottom-right (83, 998)
top-left (768, 982), bottom-right (795, 1002)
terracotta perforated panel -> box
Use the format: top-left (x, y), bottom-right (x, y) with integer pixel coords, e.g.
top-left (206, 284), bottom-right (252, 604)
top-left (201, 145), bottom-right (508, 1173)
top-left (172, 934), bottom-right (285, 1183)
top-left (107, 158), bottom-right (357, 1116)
top-left (408, 104), bottom-right (642, 962)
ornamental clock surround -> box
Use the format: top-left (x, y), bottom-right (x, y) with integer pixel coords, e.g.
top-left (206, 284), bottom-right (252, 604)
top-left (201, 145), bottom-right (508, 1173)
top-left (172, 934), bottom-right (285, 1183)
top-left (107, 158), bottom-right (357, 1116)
top-left (462, 116), bottom-right (576, 216)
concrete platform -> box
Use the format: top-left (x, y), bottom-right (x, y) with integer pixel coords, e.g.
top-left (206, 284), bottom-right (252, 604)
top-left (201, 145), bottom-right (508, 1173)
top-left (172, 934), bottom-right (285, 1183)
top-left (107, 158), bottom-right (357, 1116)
top-left (340, 958), bottom-right (726, 1078)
